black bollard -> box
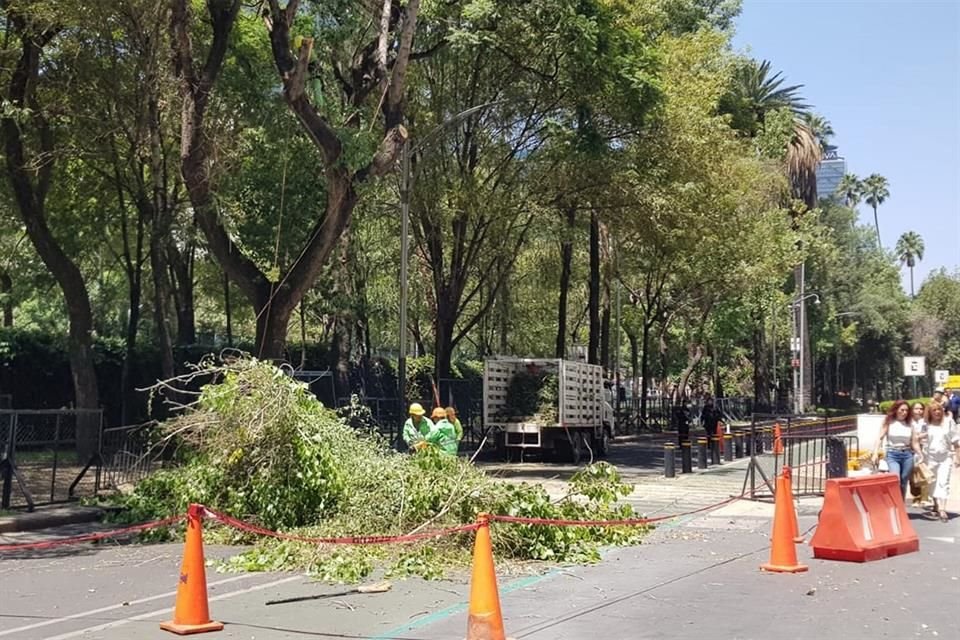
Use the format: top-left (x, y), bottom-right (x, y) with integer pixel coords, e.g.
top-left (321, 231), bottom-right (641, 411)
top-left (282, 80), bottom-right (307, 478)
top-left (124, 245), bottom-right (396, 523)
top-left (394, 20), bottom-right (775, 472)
top-left (680, 441), bottom-right (693, 473)
top-left (723, 435), bottom-right (733, 462)
top-left (664, 443), bottom-right (676, 478)
top-left (697, 438), bottom-right (708, 469)
top-left (734, 432), bottom-right (744, 458)
top-left (710, 438), bottom-right (721, 465)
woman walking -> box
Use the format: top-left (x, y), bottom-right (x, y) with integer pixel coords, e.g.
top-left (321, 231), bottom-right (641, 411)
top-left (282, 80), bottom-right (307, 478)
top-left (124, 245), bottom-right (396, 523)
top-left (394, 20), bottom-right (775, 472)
top-left (872, 400), bottom-right (922, 499)
top-left (923, 403), bottom-right (960, 522)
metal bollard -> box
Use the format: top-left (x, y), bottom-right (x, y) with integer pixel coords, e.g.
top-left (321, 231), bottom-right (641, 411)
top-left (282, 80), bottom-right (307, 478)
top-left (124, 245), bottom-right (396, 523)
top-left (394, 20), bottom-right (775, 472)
top-left (723, 435), bottom-right (733, 462)
top-left (734, 432), bottom-right (744, 458)
top-left (664, 443), bottom-right (676, 478)
top-left (697, 438), bottom-right (708, 469)
top-left (680, 441), bottom-right (693, 473)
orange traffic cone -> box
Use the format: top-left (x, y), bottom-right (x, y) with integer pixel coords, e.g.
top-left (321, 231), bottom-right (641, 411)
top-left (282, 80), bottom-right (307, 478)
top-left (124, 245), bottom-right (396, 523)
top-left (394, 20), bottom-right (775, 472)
top-left (160, 505), bottom-right (223, 635)
top-left (761, 470), bottom-right (808, 574)
top-left (773, 423), bottom-right (784, 455)
top-left (715, 423), bottom-right (724, 454)
top-left (783, 466), bottom-right (804, 543)
top-left (466, 514), bottom-right (513, 640)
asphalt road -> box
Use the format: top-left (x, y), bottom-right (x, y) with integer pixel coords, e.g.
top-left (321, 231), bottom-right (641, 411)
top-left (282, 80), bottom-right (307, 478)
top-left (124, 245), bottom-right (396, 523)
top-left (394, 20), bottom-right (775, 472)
top-left (1, 502), bottom-right (957, 640)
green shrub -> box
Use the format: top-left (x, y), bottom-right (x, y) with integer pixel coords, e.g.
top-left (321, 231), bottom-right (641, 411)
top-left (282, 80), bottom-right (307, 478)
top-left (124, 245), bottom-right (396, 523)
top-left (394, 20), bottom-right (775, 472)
top-left (877, 398), bottom-right (932, 415)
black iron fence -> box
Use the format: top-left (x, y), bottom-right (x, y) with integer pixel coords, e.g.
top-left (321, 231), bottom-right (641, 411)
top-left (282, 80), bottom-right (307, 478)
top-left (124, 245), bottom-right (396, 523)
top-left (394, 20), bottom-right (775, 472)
top-left (1, 409), bottom-right (104, 510)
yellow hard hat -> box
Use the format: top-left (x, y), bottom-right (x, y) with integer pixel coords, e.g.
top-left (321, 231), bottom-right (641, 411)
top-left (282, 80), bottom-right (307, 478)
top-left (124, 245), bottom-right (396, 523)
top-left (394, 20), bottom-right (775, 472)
top-left (409, 402), bottom-right (425, 416)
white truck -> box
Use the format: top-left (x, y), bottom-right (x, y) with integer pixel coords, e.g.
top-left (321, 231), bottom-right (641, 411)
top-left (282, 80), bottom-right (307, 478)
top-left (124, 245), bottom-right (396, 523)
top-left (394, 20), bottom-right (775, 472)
top-left (483, 357), bottom-right (614, 463)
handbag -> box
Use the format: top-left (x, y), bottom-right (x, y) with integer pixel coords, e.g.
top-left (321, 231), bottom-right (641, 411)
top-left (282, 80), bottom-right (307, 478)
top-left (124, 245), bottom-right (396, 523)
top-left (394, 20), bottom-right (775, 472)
top-left (909, 462), bottom-right (934, 496)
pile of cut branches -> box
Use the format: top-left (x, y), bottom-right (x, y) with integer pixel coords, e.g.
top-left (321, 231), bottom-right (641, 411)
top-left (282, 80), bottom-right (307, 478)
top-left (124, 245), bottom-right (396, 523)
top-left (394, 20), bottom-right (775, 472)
top-left (113, 357), bottom-right (645, 581)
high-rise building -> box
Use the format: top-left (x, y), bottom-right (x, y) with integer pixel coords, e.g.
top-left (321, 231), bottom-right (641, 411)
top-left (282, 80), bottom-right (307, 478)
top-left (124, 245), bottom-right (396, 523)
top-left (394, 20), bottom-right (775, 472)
top-left (816, 147), bottom-right (846, 201)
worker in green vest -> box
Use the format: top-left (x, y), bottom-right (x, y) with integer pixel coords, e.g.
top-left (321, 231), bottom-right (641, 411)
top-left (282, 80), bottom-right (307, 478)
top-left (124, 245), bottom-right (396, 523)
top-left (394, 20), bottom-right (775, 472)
top-left (430, 406), bottom-right (460, 456)
top-left (445, 406), bottom-right (464, 442)
top-left (402, 403), bottom-right (434, 451)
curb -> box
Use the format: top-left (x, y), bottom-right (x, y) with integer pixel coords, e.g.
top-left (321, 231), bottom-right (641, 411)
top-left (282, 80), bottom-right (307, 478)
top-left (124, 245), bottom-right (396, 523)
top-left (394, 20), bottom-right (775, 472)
top-left (0, 505), bottom-right (104, 534)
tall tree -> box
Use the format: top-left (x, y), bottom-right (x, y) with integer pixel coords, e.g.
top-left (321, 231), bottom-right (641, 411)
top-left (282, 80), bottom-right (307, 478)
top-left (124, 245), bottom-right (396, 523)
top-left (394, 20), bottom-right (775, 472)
top-left (170, 0), bottom-right (413, 360)
top-left (862, 173), bottom-right (890, 247)
top-left (1, 6), bottom-right (100, 456)
top-left (895, 231), bottom-right (925, 297)
top-left (836, 173), bottom-right (863, 208)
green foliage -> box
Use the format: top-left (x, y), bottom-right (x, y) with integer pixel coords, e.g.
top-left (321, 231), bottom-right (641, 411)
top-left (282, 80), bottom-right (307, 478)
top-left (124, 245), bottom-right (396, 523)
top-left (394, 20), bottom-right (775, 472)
top-left (112, 360), bottom-right (646, 580)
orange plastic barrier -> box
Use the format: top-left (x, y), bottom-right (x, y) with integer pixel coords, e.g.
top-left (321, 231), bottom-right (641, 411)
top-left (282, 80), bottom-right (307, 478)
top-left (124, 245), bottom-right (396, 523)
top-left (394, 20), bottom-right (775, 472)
top-left (773, 423), bottom-right (784, 455)
top-left (809, 474), bottom-right (919, 562)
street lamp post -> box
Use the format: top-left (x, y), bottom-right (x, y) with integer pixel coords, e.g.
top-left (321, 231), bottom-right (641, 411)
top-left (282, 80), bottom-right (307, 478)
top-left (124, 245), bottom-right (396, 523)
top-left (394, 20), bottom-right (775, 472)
top-left (789, 292), bottom-right (820, 415)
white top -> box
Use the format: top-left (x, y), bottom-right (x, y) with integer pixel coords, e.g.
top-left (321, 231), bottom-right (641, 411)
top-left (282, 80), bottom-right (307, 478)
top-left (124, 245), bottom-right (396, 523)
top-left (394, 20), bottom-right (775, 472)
top-left (925, 419), bottom-right (959, 457)
top-left (886, 420), bottom-right (913, 450)
top-left (911, 419), bottom-right (926, 435)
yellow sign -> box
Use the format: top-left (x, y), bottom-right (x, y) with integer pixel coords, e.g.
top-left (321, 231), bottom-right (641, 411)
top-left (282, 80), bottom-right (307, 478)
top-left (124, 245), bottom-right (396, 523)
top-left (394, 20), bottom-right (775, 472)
top-left (945, 375), bottom-right (960, 390)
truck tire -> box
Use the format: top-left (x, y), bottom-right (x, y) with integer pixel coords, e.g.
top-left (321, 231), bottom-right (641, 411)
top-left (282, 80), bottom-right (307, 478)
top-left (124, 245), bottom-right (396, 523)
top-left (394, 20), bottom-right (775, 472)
top-left (596, 427), bottom-right (612, 458)
top-left (561, 431), bottom-right (585, 465)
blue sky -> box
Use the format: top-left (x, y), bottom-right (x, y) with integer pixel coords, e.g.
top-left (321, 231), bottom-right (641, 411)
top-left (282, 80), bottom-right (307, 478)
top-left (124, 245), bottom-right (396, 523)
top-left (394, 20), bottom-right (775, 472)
top-left (732, 0), bottom-right (960, 290)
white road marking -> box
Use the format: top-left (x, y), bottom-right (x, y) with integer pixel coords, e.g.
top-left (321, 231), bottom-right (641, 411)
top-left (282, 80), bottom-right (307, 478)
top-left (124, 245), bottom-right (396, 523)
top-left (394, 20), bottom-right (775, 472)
top-left (42, 574), bottom-right (303, 640)
top-left (926, 536), bottom-right (955, 543)
top-left (0, 573), bottom-right (253, 637)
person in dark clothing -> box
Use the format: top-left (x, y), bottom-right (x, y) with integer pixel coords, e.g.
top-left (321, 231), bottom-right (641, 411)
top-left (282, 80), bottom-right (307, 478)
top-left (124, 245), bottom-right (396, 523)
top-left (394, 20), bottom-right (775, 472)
top-left (700, 397), bottom-right (720, 452)
top-left (673, 403), bottom-right (691, 447)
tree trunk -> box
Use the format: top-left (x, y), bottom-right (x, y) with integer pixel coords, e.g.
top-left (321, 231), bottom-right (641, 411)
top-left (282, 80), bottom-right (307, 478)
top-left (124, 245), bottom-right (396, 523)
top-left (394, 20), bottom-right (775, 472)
top-left (872, 204), bottom-right (881, 247)
top-left (434, 305), bottom-right (455, 383)
top-left (627, 327), bottom-right (639, 400)
top-left (600, 281), bottom-right (611, 373)
top-left (170, 243), bottom-right (196, 345)
top-left (224, 270), bottom-right (233, 346)
top-left (254, 298), bottom-right (294, 362)
top-left (588, 210), bottom-right (600, 364)
top-left (2, 24), bottom-right (100, 459)
top-left (640, 318), bottom-right (651, 426)
top-left (119, 278), bottom-right (141, 425)
top-left (910, 266), bottom-right (915, 298)
top-left (497, 278), bottom-right (509, 354)
top-left (0, 270), bottom-right (12, 327)
top-left (555, 206), bottom-right (575, 358)
top-left (151, 233), bottom-right (175, 380)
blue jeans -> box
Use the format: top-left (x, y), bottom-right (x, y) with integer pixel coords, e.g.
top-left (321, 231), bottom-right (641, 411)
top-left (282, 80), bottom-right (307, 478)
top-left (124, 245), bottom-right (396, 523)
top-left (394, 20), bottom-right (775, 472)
top-left (886, 448), bottom-right (914, 498)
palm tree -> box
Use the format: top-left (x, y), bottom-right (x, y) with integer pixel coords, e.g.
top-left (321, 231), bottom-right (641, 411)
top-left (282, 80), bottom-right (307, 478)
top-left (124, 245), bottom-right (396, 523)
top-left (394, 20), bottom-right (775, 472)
top-left (895, 231), bottom-right (925, 297)
top-left (724, 59), bottom-right (811, 135)
top-left (802, 112), bottom-right (834, 152)
top-left (786, 122), bottom-right (822, 207)
top-left (862, 174), bottom-right (890, 247)
top-left (836, 173), bottom-right (863, 208)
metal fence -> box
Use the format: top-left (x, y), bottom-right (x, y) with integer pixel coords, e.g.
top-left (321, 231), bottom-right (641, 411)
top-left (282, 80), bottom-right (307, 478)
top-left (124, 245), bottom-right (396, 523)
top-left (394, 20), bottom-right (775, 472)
top-left (1, 409), bottom-right (104, 510)
top-left (0, 394), bottom-right (11, 409)
top-left (742, 412), bottom-right (858, 499)
top-left (99, 423), bottom-right (157, 491)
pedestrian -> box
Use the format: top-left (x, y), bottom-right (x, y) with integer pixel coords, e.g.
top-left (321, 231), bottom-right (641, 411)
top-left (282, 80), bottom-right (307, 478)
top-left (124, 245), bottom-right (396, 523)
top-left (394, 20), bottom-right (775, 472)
top-left (946, 388), bottom-right (960, 421)
top-left (402, 402), bottom-right (434, 451)
top-left (871, 400), bottom-right (922, 499)
top-left (700, 396), bottom-right (720, 452)
top-left (932, 387), bottom-right (947, 413)
top-left (909, 401), bottom-right (929, 506)
top-left (910, 401), bottom-right (928, 447)
top-left (430, 406), bottom-right (459, 456)
top-left (922, 403), bottom-right (960, 522)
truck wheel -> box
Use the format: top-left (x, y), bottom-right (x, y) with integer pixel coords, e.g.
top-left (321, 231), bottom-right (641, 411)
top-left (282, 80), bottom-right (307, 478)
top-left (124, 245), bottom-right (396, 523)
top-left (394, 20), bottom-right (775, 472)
top-left (567, 432), bottom-right (585, 465)
top-left (596, 427), bottom-right (612, 458)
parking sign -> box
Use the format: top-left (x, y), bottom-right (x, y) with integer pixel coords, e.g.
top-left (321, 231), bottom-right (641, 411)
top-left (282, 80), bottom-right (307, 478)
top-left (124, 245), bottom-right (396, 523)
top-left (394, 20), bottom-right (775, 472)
top-left (935, 369), bottom-right (949, 383)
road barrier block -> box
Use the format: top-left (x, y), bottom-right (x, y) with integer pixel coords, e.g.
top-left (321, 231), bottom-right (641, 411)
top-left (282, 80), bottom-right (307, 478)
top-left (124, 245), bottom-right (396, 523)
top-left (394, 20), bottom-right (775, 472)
top-left (810, 474), bottom-right (918, 562)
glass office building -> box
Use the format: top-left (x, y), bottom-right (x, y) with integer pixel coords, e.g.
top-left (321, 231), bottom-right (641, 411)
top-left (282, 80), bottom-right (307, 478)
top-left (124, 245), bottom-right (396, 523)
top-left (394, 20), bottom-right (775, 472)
top-left (816, 148), bottom-right (846, 201)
